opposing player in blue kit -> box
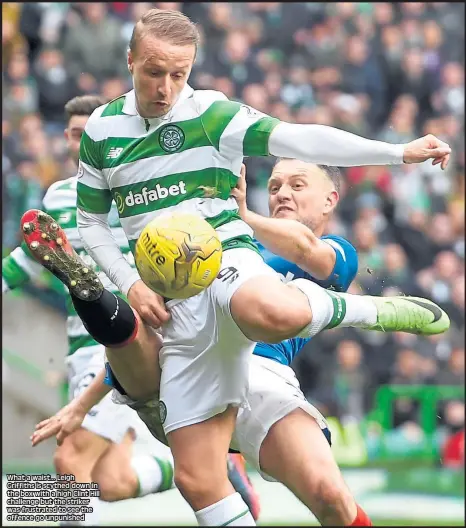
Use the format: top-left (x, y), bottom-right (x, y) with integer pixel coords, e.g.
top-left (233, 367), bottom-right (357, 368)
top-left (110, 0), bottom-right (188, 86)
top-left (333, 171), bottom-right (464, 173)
top-left (229, 159), bottom-right (372, 526)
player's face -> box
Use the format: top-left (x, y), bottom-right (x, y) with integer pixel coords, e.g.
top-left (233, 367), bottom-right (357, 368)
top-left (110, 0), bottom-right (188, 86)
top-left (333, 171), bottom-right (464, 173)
top-left (64, 114), bottom-right (89, 165)
top-left (268, 160), bottom-right (338, 231)
top-left (128, 36), bottom-right (195, 118)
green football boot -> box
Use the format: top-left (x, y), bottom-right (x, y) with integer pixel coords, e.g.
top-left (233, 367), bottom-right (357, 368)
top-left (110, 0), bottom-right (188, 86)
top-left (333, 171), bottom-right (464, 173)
top-left (364, 296), bottom-right (450, 336)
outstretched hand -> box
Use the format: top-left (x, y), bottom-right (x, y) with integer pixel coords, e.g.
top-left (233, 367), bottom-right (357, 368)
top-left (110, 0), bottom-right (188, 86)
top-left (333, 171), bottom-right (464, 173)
top-left (31, 401), bottom-right (87, 447)
top-left (127, 280), bottom-right (170, 329)
top-left (231, 164), bottom-right (248, 219)
top-left (403, 134), bottom-right (451, 170)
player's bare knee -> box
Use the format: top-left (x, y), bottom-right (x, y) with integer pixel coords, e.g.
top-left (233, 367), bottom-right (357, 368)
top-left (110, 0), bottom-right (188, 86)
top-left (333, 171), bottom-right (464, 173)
top-left (313, 478), bottom-right (355, 524)
top-left (174, 467), bottom-right (217, 505)
top-left (53, 439), bottom-right (91, 477)
top-left (53, 446), bottom-right (76, 475)
top-left (92, 462), bottom-right (138, 502)
top-left (174, 468), bottom-right (195, 502)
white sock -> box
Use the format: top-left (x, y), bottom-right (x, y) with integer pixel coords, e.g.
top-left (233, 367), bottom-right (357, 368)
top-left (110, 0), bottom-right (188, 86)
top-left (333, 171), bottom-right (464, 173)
top-left (195, 492), bottom-right (255, 526)
top-left (60, 496), bottom-right (101, 526)
top-left (130, 454), bottom-right (174, 496)
top-left (291, 278), bottom-right (377, 338)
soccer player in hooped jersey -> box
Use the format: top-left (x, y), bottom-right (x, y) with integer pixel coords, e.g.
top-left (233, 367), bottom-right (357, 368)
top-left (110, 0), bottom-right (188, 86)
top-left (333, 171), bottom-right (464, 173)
top-left (23, 8), bottom-right (451, 527)
top-left (4, 96), bottom-right (260, 523)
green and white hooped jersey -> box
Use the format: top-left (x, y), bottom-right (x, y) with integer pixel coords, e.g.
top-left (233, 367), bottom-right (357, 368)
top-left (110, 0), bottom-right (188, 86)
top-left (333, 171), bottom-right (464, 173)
top-left (2, 177), bottom-right (135, 356)
top-left (77, 86), bottom-right (281, 255)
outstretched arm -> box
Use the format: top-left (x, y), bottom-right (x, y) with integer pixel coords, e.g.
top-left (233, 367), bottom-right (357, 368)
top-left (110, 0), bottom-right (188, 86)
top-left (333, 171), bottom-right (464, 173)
top-left (31, 368), bottom-right (110, 446)
top-left (204, 99), bottom-right (451, 170)
top-left (269, 125), bottom-right (450, 170)
top-left (232, 166), bottom-right (335, 279)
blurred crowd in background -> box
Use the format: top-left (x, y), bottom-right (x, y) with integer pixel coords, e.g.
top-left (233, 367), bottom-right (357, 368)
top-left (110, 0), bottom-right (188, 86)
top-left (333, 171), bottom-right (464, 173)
top-left (2, 3), bottom-right (464, 463)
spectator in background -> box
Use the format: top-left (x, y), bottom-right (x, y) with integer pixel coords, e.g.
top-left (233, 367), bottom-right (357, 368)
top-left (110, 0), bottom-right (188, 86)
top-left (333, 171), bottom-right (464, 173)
top-left (448, 200), bottom-right (465, 259)
top-left (34, 47), bottom-right (78, 133)
top-left (381, 243), bottom-right (417, 295)
top-left (437, 346), bottom-right (465, 469)
top-left (242, 83), bottom-right (270, 114)
top-left (333, 340), bottom-right (372, 422)
top-left (340, 34), bottom-right (386, 129)
top-left (121, 3), bottom-right (154, 46)
top-left (378, 103), bottom-right (417, 145)
top-left (281, 65), bottom-right (314, 111)
top-left (433, 62), bottom-right (465, 117)
top-left (429, 214), bottom-right (456, 254)
top-left (441, 404), bottom-right (464, 469)
top-left (389, 208), bottom-right (435, 272)
top-left (62, 3), bottom-right (128, 88)
top-left (3, 51), bottom-right (39, 123)
top-left (422, 20), bottom-right (445, 77)
top-left (331, 94), bottom-right (369, 137)
top-left (3, 154), bottom-right (43, 252)
top-left (2, 2), bottom-right (26, 64)
top-left (21, 130), bottom-right (60, 188)
top-left (390, 348), bottom-right (424, 428)
top-left (397, 47), bottom-right (436, 125)
top-left (437, 346), bottom-right (465, 386)
top-left (352, 219), bottom-right (385, 280)
top-left (441, 275), bottom-right (465, 331)
top-left (295, 14), bottom-right (345, 71)
top-left (248, 2), bottom-right (314, 56)
top-left (101, 77), bottom-right (130, 102)
top-left (18, 3), bottom-right (45, 64)
top-left (213, 29), bottom-right (264, 98)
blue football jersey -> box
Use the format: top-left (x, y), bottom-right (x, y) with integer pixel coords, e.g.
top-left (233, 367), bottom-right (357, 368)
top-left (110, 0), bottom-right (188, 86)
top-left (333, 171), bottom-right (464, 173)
top-left (253, 235), bottom-right (358, 366)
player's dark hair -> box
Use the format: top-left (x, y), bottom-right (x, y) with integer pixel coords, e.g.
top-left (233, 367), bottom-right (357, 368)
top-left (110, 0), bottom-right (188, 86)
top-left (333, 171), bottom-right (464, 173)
top-left (64, 95), bottom-right (108, 123)
top-left (273, 157), bottom-right (341, 194)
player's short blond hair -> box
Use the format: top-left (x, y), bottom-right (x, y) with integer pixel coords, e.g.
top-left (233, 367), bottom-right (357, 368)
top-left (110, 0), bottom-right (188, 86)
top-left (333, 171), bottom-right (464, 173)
top-left (273, 158), bottom-right (341, 194)
top-left (129, 8), bottom-right (200, 55)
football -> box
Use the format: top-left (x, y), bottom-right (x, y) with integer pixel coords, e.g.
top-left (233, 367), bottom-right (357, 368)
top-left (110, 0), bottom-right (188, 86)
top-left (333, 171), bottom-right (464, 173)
top-left (135, 214), bottom-right (223, 299)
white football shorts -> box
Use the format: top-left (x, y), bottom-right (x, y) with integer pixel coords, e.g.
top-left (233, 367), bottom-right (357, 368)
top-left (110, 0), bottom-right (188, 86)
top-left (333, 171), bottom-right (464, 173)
top-left (231, 354), bottom-right (330, 481)
top-left (159, 247), bottom-right (279, 435)
top-left (110, 353), bottom-right (330, 477)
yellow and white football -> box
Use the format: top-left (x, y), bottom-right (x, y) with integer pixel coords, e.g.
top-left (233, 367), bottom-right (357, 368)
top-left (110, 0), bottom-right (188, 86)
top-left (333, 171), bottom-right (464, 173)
top-left (135, 213), bottom-right (223, 299)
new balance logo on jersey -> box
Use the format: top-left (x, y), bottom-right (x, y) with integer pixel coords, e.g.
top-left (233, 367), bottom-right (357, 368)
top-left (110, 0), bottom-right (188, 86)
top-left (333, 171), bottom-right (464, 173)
top-left (115, 182), bottom-right (187, 213)
top-left (106, 147), bottom-right (123, 159)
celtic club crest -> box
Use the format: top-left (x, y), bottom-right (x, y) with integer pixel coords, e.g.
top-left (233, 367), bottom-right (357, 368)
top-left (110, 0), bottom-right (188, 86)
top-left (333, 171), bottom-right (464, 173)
top-left (159, 125), bottom-right (185, 153)
top-left (159, 400), bottom-right (167, 424)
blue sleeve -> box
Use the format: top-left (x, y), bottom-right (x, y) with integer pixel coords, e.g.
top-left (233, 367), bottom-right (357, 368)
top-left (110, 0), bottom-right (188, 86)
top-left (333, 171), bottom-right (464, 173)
top-left (312, 235), bottom-right (358, 293)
